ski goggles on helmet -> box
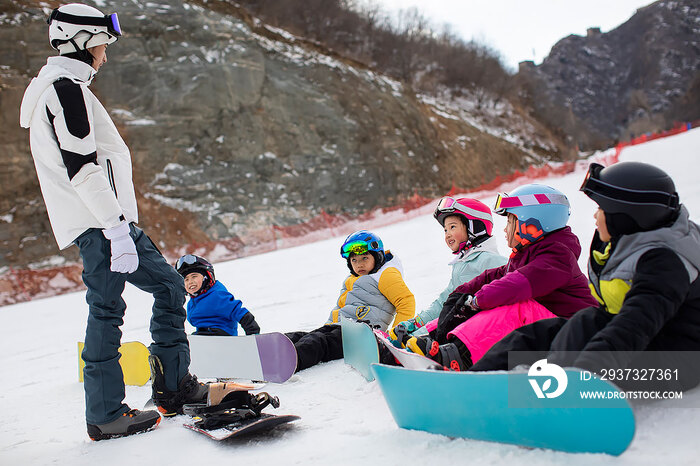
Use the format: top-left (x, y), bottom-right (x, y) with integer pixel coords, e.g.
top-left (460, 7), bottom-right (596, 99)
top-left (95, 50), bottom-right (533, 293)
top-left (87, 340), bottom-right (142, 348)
top-left (580, 163), bottom-right (679, 208)
top-left (494, 191), bottom-right (570, 215)
top-left (175, 254), bottom-right (211, 273)
top-left (48, 9), bottom-right (122, 37)
top-left (340, 240), bottom-right (372, 258)
top-left (433, 196), bottom-right (493, 223)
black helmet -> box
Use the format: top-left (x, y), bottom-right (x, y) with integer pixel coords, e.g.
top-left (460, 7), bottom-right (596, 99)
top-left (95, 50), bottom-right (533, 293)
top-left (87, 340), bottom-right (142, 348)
top-left (176, 254), bottom-right (214, 279)
top-left (176, 254), bottom-right (216, 296)
top-left (580, 162), bottom-right (680, 230)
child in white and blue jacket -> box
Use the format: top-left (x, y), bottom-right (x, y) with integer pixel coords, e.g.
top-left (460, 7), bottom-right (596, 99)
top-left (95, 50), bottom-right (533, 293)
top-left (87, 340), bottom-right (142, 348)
top-left (285, 230), bottom-right (415, 372)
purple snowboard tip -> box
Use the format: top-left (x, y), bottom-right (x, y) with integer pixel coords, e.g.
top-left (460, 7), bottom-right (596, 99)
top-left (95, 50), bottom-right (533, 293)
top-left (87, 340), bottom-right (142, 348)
top-left (258, 333), bottom-right (297, 383)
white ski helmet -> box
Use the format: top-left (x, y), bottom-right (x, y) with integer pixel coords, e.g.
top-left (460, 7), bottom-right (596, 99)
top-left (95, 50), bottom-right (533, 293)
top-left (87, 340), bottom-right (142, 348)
top-left (48, 3), bottom-right (122, 55)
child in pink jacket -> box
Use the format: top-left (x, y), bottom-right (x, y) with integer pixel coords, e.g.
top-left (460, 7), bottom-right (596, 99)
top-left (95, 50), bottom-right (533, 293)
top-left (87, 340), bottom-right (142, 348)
top-left (407, 184), bottom-right (597, 370)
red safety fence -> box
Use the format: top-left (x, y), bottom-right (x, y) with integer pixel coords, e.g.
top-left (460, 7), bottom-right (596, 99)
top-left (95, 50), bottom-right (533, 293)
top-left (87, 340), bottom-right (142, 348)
top-left (615, 120), bottom-right (700, 158)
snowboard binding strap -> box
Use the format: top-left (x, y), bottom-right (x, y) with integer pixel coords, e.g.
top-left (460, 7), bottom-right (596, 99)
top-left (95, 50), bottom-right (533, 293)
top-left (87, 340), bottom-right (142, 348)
top-left (183, 390), bottom-right (281, 430)
top-left (192, 408), bottom-right (258, 430)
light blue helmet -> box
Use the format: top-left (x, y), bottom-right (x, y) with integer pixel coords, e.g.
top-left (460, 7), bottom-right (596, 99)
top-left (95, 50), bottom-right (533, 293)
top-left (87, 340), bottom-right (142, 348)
top-left (494, 183), bottom-right (570, 246)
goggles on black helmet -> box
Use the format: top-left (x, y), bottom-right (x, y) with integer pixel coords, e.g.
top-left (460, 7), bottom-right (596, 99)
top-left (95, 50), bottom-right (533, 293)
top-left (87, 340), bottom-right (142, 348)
top-left (48, 9), bottom-right (122, 37)
top-left (580, 163), bottom-right (679, 209)
top-left (175, 254), bottom-right (212, 274)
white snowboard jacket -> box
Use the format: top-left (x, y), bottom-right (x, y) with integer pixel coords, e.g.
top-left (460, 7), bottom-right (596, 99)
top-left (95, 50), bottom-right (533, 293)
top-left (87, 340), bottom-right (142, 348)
top-left (20, 56), bottom-right (137, 249)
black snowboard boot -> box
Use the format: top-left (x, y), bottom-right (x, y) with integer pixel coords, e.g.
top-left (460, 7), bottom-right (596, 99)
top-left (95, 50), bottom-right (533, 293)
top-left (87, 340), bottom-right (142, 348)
top-left (87, 408), bottom-right (161, 441)
top-left (375, 336), bottom-right (399, 365)
top-left (149, 354), bottom-right (209, 416)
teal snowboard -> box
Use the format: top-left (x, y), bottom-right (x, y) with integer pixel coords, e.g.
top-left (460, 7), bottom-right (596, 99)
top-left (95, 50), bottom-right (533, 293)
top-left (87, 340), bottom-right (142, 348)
top-left (341, 319), bottom-right (379, 381)
top-left (371, 363), bottom-right (635, 455)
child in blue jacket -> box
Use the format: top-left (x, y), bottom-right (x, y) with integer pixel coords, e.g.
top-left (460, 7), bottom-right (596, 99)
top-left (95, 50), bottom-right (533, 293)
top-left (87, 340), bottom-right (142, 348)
top-left (176, 254), bottom-right (260, 336)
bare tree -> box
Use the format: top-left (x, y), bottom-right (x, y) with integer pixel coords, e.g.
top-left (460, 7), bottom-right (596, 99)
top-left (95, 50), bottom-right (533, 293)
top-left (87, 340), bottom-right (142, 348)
top-left (233, 0), bottom-right (512, 99)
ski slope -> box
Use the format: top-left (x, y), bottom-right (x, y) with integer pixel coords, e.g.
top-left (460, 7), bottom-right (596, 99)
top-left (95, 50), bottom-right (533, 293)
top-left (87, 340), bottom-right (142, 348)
top-left (1, 128), bottom-right (699, 464)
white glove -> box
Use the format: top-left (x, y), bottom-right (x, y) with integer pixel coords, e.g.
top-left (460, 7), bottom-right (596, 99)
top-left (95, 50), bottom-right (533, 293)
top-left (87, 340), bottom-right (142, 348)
top-left (102, 221), bottom-right (139, 273)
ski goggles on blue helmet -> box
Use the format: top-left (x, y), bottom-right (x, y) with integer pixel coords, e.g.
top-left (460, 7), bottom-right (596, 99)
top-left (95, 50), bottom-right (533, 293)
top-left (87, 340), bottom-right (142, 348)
top-left (48, 9), bottom-right (122, 37)
top-left (493, 190), bottom-right (570, 216)
top-left (340, 230), bottom-right (384, 258)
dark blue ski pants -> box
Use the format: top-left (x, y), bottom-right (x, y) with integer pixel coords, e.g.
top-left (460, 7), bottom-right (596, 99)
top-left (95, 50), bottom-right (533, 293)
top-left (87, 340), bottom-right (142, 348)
top-left (75, 224), bottom-right (189, 425)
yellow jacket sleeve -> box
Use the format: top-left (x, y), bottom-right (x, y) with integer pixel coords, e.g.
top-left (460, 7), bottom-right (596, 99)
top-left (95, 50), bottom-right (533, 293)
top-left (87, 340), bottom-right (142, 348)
top-left (378, 267), bottom-right (416, 327)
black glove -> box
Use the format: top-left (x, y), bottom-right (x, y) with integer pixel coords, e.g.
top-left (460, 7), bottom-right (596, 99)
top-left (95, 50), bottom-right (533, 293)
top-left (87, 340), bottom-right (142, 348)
top-left (441, 291), bottom-right (463, 314)
top-left (435, 293), bottom-right (479, 343)
top-left (240, 312), bottom-right (261, 335)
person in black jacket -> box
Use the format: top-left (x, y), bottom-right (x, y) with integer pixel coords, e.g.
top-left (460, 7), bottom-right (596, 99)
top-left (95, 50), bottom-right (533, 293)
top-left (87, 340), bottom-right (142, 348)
top-left (472, 161), bottom-right (700, 392)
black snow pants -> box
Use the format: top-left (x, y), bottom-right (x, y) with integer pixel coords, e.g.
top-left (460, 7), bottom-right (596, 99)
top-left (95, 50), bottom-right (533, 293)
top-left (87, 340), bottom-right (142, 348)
top-left (471, 306), bottom-right (700, 391)
top-left (285, 324), bottom-right (344, 372)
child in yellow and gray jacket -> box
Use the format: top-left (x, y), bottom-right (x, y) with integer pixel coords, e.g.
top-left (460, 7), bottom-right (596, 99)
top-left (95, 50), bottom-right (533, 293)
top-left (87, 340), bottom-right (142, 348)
top-left (285, 230), bottom-right (415, 372)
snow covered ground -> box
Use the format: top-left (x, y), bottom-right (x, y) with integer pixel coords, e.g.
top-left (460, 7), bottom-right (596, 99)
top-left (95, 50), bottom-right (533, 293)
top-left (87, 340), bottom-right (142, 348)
top-left (1, 128), bottom-right (699, 465)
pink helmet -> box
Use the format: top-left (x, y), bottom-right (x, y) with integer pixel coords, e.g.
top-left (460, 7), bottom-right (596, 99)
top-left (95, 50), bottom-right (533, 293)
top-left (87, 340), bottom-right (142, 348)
top-left (433, 197), bottom-right (494, 237)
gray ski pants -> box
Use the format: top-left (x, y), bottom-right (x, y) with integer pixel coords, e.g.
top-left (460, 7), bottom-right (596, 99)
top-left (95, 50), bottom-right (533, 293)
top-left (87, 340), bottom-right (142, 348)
top-left (75, 224), bottom-right (189, 425)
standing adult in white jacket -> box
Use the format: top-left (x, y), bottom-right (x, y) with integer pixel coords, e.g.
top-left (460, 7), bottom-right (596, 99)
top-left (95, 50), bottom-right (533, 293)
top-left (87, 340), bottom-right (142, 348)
top-left (19, 3), bottom-right (207, 440)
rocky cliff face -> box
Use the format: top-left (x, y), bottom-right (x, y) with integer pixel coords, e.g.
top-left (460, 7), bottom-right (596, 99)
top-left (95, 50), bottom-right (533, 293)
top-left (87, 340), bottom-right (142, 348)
top-left (0, 0), bottom-right (564, 277)
top-left (518, 0), bottom-right (700, 147)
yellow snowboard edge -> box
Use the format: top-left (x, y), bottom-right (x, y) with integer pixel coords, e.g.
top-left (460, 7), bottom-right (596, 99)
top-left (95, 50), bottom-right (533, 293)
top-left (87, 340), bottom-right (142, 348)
top-left (78, 341), bottom-right (152, 386)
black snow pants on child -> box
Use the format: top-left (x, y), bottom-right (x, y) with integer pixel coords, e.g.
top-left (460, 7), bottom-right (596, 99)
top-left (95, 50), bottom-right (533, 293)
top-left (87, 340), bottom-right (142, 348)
top-left (285, 324), bottom-right (344, 372)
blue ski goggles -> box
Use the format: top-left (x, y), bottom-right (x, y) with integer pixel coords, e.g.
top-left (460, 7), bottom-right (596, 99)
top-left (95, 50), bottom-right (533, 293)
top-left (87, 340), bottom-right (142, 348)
top-left (48, 10), bottom-right (122, 37)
